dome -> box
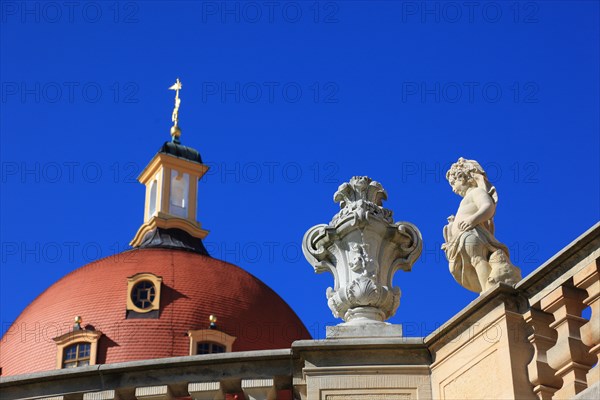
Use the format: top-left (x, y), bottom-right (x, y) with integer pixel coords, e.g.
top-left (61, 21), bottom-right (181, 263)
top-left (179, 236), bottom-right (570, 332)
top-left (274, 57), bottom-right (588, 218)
top-left (159, 141), bottom-right (202, 163)
top-left (0, 248), bottom-right (311, 377)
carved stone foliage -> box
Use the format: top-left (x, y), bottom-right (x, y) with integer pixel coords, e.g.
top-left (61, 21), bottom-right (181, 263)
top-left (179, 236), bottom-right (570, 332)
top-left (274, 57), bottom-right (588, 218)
top-left (303, 176), bottom-right (422, 324)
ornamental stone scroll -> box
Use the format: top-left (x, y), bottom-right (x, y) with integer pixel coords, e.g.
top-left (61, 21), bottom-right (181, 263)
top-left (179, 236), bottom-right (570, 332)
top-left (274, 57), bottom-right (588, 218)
top-left (302, 176), bottom-right (422, 332)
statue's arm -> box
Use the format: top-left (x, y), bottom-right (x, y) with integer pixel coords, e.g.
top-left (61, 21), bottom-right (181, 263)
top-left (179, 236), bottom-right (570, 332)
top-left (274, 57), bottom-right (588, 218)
top-left (458, 189), bottom-right (496, 231)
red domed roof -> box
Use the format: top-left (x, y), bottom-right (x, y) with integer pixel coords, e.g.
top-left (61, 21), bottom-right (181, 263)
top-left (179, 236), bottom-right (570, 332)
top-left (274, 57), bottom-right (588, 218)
top-left (0, 248), bottom-right (311, 377)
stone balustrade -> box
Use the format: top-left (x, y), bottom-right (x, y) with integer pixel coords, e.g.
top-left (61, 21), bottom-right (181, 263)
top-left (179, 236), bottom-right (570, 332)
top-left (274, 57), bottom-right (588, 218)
top-left (0, 349), bottom-right (300, 400)
top-left (83, 391), bottom-right (120, 400)
top-left (21, 379), bottom-right (295, 400)
top-left (518, 223), bottom-right (600, 400)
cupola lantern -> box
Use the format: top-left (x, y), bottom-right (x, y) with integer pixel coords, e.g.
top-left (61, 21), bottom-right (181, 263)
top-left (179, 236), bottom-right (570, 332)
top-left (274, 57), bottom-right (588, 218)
top-left (130, 79), bottom-right (210, 254)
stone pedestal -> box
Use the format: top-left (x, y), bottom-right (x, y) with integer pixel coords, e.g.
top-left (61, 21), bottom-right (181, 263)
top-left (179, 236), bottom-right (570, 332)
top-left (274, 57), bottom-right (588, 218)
top-left (426, 284), bottom-right (536, 400)
top-left (293, 338), bottom-right (432, 400)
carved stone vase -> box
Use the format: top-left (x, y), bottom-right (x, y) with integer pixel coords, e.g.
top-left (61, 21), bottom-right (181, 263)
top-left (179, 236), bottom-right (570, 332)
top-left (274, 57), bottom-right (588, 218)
top-left (302, 176), bottom-right (422, 327)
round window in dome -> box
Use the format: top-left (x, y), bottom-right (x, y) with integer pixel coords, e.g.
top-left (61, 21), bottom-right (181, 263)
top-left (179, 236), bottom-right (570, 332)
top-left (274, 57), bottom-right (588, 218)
top-left (131, 280), bottom-right (156, 310)
top-left (126, 273), bottom-right (162, 315)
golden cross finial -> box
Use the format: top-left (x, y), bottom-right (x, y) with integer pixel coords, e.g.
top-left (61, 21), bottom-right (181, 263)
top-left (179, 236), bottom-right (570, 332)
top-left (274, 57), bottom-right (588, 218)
top-left (168, 78), bottom-right (182, 142)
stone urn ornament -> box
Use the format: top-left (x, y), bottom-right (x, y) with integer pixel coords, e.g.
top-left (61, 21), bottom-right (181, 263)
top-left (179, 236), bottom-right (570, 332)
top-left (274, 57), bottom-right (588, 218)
top-left (302, 176), bottom-right (422, 335)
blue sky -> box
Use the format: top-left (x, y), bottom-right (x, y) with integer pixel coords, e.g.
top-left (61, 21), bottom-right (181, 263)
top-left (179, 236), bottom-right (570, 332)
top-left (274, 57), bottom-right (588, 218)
top-left (1, 1), bottom-right (599, 339)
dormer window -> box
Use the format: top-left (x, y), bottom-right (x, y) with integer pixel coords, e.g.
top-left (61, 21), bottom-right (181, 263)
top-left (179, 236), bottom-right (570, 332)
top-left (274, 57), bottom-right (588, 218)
top-left (127, 273), bottom-right (162, 317)
top-left (188, 329), bottom-right (236, 356)
top-left (53, 318), bottom-right (102, 370)
top-left (131, 280), bottom-right (156, 310)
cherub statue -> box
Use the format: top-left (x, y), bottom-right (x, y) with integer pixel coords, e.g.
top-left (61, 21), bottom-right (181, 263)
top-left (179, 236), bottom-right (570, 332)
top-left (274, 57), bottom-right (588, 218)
top-left (442, 158), bottom-right (521, 293)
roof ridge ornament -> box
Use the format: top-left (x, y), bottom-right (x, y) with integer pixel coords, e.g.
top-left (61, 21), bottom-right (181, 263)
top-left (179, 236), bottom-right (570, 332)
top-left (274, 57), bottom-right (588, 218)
top-left (169, 78), bottom-right (182, 144)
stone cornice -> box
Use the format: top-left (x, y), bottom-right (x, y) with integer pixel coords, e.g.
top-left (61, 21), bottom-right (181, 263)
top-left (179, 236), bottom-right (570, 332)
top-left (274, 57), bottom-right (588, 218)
top-left (0, 349), bottom-right (294, 389)
top-left (138, 153), bottom-right (208, 185)
top-left (292, 337), bottom-right (432, 367)
top-left (130, 215), bottom-right (209, 247)
top-left (516, 222), bottom-right (600, 304)
top-left (292, 337), bottom-right (425, 350)
top-left (424, 283), bottom-right (523, 350)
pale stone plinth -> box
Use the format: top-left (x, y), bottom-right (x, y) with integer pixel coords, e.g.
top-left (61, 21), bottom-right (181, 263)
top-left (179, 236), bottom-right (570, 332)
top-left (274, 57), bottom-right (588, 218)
top-left (326, 323), bottom-right (403, 338)
top-left (293, 338), bottom-right (432, 400)
top-left (426, 284), bottom-right (536, 400)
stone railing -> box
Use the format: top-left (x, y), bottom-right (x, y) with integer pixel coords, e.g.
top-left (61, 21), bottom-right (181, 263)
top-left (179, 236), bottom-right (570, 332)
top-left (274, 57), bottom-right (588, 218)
top-left (425, 222), bottom-right (600, 400)
top-left (517, 223), bottom-right (600, 400)
top-left (0, 349), bottom-right (301, 400)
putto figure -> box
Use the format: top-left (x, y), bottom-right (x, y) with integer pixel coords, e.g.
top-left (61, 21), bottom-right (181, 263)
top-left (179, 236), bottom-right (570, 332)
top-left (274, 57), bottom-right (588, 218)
top-left (442, 158), bottom-right (521, 293)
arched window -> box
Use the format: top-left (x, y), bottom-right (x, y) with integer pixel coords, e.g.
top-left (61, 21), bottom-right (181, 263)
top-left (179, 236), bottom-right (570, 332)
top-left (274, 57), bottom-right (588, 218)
top-left (148, 179), bottom-right (157, 217)
top-left (53, 329), bottom-right (102, 370)
top-left (169, 170), bottom-right (189, 218)
top-left (62, 342), bottom-right (91, 368)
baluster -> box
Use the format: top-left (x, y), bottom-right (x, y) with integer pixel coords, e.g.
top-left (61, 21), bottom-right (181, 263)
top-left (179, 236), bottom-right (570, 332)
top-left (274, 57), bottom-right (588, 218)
top-left (524, 308), bottom-right (561, 399)
top-left (540, 285), bottom-right (596, 398)
top-left (84, 391), bottom-right (119, 400)
top-left (242, 379), bottom-right (275, 400)
top-left (188, 382), bottom-right (221, 400)
top-left (573, 259), bottom-right (600, 385)
top-left (135, 385), bottom-right (172, 400)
